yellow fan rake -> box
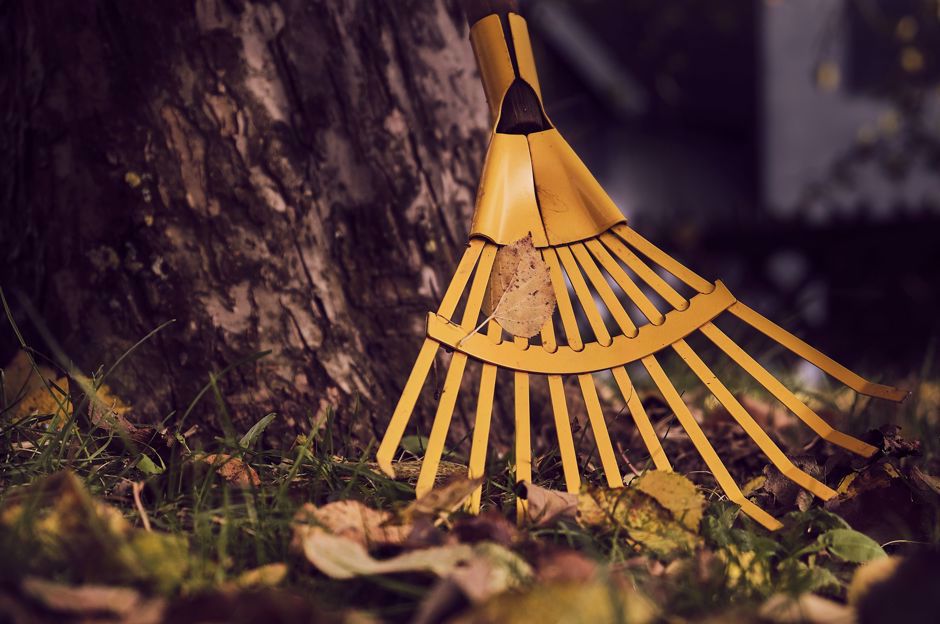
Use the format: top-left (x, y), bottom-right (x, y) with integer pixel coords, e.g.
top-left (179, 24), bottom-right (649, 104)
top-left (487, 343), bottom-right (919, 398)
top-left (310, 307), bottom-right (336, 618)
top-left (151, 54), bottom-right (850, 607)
top-left (375, 6), bottom-right (906, 531)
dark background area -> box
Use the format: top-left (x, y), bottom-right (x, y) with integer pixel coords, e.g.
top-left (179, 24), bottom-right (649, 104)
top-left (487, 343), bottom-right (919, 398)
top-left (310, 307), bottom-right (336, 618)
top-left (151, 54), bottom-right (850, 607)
top-left (523, 0), bottom-right (940, 376)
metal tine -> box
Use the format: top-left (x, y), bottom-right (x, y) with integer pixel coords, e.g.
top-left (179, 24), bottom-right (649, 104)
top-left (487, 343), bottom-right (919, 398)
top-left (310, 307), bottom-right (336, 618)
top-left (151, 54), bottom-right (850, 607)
top-left (542, 247), bottom-right (584, 351)
top-left (700, 322), bottom-right (879, 457)
top-left (468, 320), bottom-right (502, 513)
top-left (672, 338), bottom-right (838, 500)
top-left (515, 336), bottom-right (532, 522)
top-left (578, 373), bottom-right (624, 488)
top-left (585, 239), bottom-right (665, 326)
top-left (556, 246), bottom-right (612, 346)
top-left (540, 310), bottom-right (558, 353)
top-left (611, 367), bottom-right (671, 472)
top-left (642, 354), bottom-right (783, 530)
top-left (548, 374), bottom-right (581, 492)
top-left (570, 242), bottom-right (638, 338)
top-left (600, 231), bottom-right (690, 311)
top-left (729, 302), bottom-right (908, 403)
top-left (416, 244), bottom-right (498, 498)
top-left (612, 223), bottom-right (714, 294)
top-left (377, 240), bottom-right (486, 476)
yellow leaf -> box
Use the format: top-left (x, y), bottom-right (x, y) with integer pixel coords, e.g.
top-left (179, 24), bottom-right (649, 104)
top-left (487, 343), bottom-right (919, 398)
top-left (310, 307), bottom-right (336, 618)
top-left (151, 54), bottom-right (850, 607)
top-left (633, 470), bottom-right (705, 531)
top-left (482, 234), bottom-right (556, 338)
top-left (225, 563), bottom-right (289, 590)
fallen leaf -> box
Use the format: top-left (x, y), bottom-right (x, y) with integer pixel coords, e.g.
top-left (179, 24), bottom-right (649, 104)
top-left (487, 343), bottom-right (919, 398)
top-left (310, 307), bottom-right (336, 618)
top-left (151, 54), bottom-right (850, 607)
top-left (1, 350), bottom-right (56, 404)
top-left (223, 563), bottom-right (288, 591)
top-left (292, 500), bottom-right (410, 549)
top-left (448, 541), bottom-right (532, 603)
top-left (847, 556), bottom-right (901, 606)
top-left (21, 577), bottom-right (146, 616)
top-left (759, 593), bottom-right (853, 624)
top-left (403, 476), bottom-right (483, 523)
top-left (481, 233), bottom-right (555, 338)
top-left (532, 548), bottom-right (598, 584)
top-left (633, 470), bottom-right (704, 531)
top-left (448, 579), bottom-right (657, 624)
top-left (10, 375), bottom-right (70, 424)
top-left (199, 453), bottom-right (261, 488)
top-left (516, 481), bottom-right (577, 527)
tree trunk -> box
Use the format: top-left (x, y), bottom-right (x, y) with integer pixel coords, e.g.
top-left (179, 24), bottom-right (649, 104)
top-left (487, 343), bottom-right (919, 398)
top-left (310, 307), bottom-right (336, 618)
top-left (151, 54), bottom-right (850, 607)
top-left (1, 0), bottom-right (489, 441)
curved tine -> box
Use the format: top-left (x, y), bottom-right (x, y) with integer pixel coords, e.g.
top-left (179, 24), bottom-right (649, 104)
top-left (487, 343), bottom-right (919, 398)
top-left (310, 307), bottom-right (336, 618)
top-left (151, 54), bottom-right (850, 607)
top-left (570, 242), bottom-right (638, 338)
top-left (600, 232), bottom-right (689, 311)
top-left (378, 241), bottom-right (485, 476)
top-left (700, 322), bottom-right (879, 457)
top-left (612, 224), bottom-right (714, 294)
top-left (578, 373), bottom-right (623, 488)
top-left (585, 239), bottom-right (665, 326)
top-left (729, 302), bottom-right (908, 403)
top-left (548, 374), bottom-right (581, 492)
top-left (542, 247), bottom-right (584, 351)
top-left (611, 367), bottom-right (671, 472)
top-left (468, 321), bottom-right (501, 513)
top-left (556, 246), bottom-right (612, 346)
top-left (641, 354), bottom-right (783, 530)
top-left (439, 239), bottom-right (486, 320)
top-left (515, 337), bottom-right (532, 522)
top-left (672, 338), bottom-right (837, 500)
top-left (540, 312), bottom-right (558, 353)
top-left (376, 339), bottom-right (439, 476)
top-left (416, 245), bottom-right (498, 498)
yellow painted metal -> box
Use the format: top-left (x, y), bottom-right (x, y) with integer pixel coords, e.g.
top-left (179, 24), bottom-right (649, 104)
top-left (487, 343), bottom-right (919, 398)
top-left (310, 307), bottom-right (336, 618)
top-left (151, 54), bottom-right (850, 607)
top-left (542, 247), bottom-right (584, 351)
top-left (601, 232), bottom-right (689, 311)
top-left (515, 337), bottom-right (532, 521)
top-left (508, 13), bottom-right (543, 102)
top-left (585, 238), bottom-right (665, 326)
top-left (579, 373), bottom-right (624, 488)
top-left (557, 245), bottom-right (612, 346)
top-left (570, 242), bottom-right (638, 337)
top-left (416, 245), bottom-right (496, 498)
top-left (377, 240), bottom-right (485, 476)
top-left (425, 282), bottom-right (735, 374)
top-left (672, 338), bottom-right (837, 500)
top-left (548, 374), bottom-right (581, 492)
top-left (613, 224), bottom-right (715, 294)
top-left (611, 367), bottom-right (671, 472)
top-left (528, 130), bottom-right (626, 246)
top-left (470, 133), bottom-right (549, 247)
top-left (642, 354), bottom-right (783, 531)
top-left (699, 322), bottom-right (879, 457)
top-left (469, 14), bottom-right (515, 123)
top-left (729, 302), bottom-right (909, 402)
top-left (468, 321), bottom-right (502, 513)
top-left (382, 11), bottom-right (908, 532)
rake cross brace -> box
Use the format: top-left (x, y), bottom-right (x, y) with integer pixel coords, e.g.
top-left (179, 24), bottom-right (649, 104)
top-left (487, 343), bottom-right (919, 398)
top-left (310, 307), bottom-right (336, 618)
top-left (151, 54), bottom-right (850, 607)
top-left (376, 4), bottom-right (906, 531)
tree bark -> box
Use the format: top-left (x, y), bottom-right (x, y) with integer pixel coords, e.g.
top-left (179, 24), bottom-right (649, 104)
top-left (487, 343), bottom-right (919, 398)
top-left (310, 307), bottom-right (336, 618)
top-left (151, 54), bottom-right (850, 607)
top-left (1, 0), bottom-right (490, 441)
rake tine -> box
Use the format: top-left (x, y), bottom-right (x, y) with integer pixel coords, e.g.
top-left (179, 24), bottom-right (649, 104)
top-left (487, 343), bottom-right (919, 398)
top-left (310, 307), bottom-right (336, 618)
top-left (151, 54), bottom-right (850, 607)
top-left (642, 354), bottom-right (783, 530)
top-left (585, 239), bottom-right (665, 325)
top-left (612, 224), bottom-right (714, 294)
top-left (672, 338), bottom-right (838, 500)
top-left (540, 311), bottom-right (558, 353)
top-left (699, 322), bottom-right (879, 457)
top-left (515, 336), bottom-right (532, 521)
top-left (611, 367), bottom-right (671, 472)
top-left (578, 373), bottom-right (624, 488)
top-left (416, 245), bottom-right (497, 498)
top-left (377, 240), bottom-right (486, 476)
top-left (556, 245), bottom-right (612, 346)
top-left (729, 302), bottom-right (908, 402)
top-left (548, 374), bottom-right (581, 492)
top-left (600, 232), bottom-right (689, 311)
top-left (468, 320), bottom-right (502, 513)
top-left (570, 242), bottom-right (638, 337)
top-left (542, 247), bottom-right (584, 351)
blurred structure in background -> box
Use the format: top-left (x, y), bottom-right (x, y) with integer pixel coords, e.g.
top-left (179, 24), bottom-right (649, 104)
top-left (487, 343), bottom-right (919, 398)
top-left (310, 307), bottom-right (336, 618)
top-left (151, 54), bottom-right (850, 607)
top-left (523, 0), bottom-right (940, 372)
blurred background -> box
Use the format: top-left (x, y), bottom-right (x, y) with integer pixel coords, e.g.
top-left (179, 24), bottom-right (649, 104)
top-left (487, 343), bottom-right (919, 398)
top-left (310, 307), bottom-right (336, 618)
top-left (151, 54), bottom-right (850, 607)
top-left (520, 0), bottom-right (940, 377)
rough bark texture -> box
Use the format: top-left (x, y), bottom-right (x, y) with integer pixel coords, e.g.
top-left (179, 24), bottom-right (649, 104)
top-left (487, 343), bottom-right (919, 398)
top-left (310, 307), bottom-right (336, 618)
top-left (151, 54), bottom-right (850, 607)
top-left (1, 0), bottom-right (490, 440)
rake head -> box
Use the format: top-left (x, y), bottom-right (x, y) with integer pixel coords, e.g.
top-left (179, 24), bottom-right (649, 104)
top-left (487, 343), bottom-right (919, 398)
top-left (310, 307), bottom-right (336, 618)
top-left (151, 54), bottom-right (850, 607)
top-left (376, 11), bottom-right (907, 531)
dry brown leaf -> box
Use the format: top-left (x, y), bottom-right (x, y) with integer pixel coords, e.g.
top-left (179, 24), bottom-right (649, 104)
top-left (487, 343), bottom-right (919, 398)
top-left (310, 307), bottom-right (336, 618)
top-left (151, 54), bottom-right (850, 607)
top-left (481, 233), bottom-right (555, 338)
top-left (292, 500), bottom-right (410, 549)
top-left (200, 454), bottom-right (261, 487)
top-left (517, 481), bottom-right (577, 527)
top-left (847, 556), bottom-right (901, 606)
top-left (403, 476), bottom-right (483, 522)
top-left (759, 593), bottom-right (854, 624)
top-left (21, 577), bottom-right (146, 616)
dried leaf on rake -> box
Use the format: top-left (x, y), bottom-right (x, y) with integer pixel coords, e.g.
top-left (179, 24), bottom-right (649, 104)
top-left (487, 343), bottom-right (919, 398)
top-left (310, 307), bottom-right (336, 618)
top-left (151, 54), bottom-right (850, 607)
top-left (402, 476), bottom-right (483, 523)
top-left (482, 233), bottom-right (555, 338)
